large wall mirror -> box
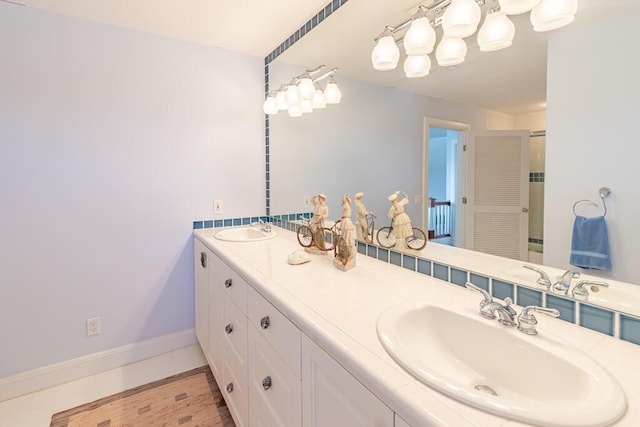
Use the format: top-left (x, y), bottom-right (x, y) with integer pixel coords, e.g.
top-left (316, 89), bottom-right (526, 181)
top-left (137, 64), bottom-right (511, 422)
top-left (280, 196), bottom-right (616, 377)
top-left (266, 0), bottom-right (640, 316)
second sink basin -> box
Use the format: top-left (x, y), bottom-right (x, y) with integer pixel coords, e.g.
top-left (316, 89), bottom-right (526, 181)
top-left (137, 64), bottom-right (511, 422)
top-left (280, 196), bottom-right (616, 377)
top-left (214, 226), bottom-right (276, 242)
top-left (377, 302), bottom-right (626, 427)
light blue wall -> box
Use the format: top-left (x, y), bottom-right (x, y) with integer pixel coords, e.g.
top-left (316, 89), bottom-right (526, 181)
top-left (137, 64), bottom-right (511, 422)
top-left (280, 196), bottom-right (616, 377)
top-left (0, 4), bottom-right (265, 377)
top-left (544, 1), bottom-right (640, 284)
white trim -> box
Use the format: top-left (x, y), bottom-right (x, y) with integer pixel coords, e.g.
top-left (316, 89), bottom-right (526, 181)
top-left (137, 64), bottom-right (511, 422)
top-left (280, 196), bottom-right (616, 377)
top-left (0, 328), bottom-right (197, 402)
top-left (422, 117), bottom-right (470, 238)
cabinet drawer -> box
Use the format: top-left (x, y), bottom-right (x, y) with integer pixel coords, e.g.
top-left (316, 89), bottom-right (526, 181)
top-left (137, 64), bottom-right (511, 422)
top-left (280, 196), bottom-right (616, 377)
top-left (216, 259), bottom-right (248, 314)
top-left (248, 287), bottom-right (301, 378)
top-left (248, 325), bottom-right (301, 427)
top-left (221, 358), bottom-right (248, 427)
top-left (221, 293), bottom-right (248, 385)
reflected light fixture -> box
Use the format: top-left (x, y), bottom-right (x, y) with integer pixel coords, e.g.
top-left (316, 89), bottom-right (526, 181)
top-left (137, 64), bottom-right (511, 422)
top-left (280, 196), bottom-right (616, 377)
top-left (372, 0), bottom-right (579, 78)
top-left (264, 65), bottom-right (340, 117)
top-left (262, 90), bottom-right (278, 115)
top-left (296, 73), bottom-right (316, 100)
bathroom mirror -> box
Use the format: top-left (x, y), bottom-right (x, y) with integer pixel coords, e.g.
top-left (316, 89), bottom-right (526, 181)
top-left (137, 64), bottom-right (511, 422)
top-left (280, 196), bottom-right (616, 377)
top-left (267, 0), bottom-right (640, 316)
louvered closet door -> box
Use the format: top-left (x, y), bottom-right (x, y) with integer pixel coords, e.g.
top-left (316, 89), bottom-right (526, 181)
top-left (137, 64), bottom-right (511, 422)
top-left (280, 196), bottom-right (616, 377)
top-left (465, 131), bottom-right (529, 260)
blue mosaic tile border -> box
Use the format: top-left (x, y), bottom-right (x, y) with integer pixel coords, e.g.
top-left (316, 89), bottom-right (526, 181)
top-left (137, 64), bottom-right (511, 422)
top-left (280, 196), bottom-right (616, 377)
top-left (263, 0), bottom-right (350, 216)
top-left (267, 216), bottom-right (640, 347)
top-left (193, 216), bottom-right (269, 230)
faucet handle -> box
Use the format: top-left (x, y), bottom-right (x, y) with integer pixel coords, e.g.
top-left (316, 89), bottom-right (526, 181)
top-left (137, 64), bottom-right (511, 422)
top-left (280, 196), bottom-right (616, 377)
top-left (523, 264), bottom-right (551, 289)
top-left (571, 280), bottom-right (609, 299)
top-left (465, 282), bottom-right (492, 307)
top-left (517, 306), bottom-right (560, 335)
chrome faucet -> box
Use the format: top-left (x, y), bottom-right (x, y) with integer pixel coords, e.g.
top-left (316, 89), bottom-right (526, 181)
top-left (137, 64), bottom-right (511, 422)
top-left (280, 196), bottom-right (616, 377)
top-left (552, 270), bottom-right (580, 295)
top-left (253, 219), bottom-right (272, 232)
top-left (517, 306), bottom-right (560, 335)
top-left (481, 298), bottom-right (518, 327)
top-left (523, 264), bottom-right (552, 290)
top-left (571, 280), bottom-right (609, 299)
top-left (465, 282), bottom-right (517, 327)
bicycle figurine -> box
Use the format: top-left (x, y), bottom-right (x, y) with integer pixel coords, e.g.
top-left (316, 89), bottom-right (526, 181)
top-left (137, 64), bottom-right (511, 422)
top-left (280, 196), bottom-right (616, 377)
top-left (296, 217), bottom-right (335, 251)
top-left (376, 191), bottom-right (427, 250)
top-left (297, 217), bottom-right (348, 259)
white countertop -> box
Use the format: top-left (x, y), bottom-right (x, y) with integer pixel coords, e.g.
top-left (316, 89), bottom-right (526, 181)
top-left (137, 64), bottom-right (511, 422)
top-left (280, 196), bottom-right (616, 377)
top-left (194, 227), bottom-right (640, 426)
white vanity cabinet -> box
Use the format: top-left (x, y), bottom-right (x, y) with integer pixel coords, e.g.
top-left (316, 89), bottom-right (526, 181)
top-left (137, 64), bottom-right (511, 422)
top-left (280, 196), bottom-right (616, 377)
top-left (194, 237), bottom-right (396, 427)
top-left (301, 335), bottom-right (394, 427)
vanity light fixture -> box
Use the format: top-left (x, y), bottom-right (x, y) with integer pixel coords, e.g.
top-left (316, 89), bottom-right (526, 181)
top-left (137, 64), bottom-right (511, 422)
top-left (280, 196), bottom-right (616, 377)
top-left (263, 65), bottom-right (341, 117)
top-left (372, 0), bottom-right (578, 78)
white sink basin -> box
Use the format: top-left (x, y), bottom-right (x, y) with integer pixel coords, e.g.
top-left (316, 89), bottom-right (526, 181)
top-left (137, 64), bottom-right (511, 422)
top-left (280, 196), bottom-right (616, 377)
top-left (214, 226), bottom-right (276, 242)
top-left (377, 302), bottom-right (626, 427)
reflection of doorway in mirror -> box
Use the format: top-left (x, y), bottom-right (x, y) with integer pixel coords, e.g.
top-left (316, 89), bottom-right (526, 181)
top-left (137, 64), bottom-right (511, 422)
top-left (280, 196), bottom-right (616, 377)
top-left (428, 126), bottom-right (458, 247)
top-left (528, 131), bottom-right (546, 262)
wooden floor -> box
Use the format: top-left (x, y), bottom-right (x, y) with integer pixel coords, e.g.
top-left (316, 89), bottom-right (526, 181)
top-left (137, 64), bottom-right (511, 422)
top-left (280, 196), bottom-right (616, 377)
top-left (50, 365), bottom-right (234, 427)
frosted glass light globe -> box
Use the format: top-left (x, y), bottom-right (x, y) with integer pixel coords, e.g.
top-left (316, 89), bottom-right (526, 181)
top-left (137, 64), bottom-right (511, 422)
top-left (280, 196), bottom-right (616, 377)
top-left (372, 35), bottom-right (400, 70)
top-left (477, 11), bottom-right (515, 52)
top-left (531, 0), bottom-right (578, 32)
top-left (404, 55), bottom-right (432, 78)
top-left (403, 17), bottom-right (436, 55)
top-left (436, 37), bottom-right (467, 67)
top-left (442, 0), bottom-right (481, 38)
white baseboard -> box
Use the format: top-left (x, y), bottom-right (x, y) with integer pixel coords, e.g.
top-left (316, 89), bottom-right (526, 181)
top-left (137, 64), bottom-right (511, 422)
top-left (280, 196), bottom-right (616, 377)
top-left (0, 328), bottom-right (197, 402)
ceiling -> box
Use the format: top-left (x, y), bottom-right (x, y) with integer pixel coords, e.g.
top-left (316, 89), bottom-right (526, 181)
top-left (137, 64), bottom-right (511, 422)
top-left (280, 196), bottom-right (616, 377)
top-left (9, 0), bottom-right (612, 115)
top-left (9, 0), bottom-right (328, 57)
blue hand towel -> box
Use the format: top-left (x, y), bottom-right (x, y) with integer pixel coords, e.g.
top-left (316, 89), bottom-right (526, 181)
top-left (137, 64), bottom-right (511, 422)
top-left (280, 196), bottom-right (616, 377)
top-left (569, 215), bottom-right (611, 270)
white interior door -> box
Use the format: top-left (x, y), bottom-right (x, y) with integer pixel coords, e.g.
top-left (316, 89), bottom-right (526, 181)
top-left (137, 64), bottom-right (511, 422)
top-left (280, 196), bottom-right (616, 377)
top-left (465, 131), bottom-right (530, 260)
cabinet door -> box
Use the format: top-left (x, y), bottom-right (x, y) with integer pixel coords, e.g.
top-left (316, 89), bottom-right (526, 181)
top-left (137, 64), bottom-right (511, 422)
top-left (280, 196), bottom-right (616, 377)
top-left (302, 336), bottom-right (393, 427)
top-left (194, 239), bottom-right (209, 355)
top-left (248, 325), bottom-right (301, 427)
top-left (221, 357), bottom-right (249, 427)
top-left (207, 253), bottom-right (223, 377)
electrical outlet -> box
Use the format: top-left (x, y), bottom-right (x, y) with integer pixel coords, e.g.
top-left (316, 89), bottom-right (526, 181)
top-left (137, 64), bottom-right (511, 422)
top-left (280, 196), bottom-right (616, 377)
top-left (213, 199), bottom-right (223, 214)
top-left (303, 195), bottom-right (310, 209)
top-left (87, 317), bottom-right (101, 337)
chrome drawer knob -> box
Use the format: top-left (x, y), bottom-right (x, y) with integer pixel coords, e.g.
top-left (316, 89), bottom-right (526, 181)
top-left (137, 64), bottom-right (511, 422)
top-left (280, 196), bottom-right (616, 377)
top-left (225, 324), bottom-right (233, 334)
top-left (226, 383), bottom-right (234, 393)
top-left (262, 376), bottom-right (272, 391)
top-left (225, 278), bottom-right (232, 288)
top-left (260, 316), bottom-right (270, 329)
top-left (200, 252), bottom-right (207, 268)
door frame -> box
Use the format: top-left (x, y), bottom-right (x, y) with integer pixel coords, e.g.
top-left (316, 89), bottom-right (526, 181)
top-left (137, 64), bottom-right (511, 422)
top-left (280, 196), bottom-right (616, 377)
top-left (422, 117), bottom-right (470, 237)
